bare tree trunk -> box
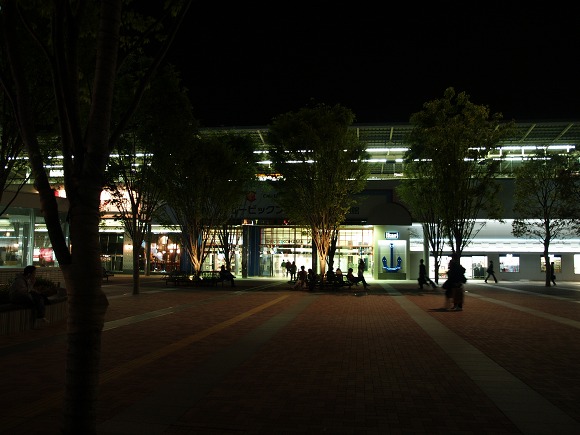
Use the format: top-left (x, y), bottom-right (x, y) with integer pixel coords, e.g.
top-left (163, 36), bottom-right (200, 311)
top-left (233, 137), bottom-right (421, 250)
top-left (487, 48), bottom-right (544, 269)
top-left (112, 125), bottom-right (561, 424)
top-left (133, 243), bottom-right (141, 295)
top-left (62, 200), bottom-right (109, 433)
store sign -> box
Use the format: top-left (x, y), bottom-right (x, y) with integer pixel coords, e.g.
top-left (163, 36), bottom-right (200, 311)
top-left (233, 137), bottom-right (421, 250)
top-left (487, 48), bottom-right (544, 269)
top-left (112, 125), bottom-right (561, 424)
top-left (385, 231), bottom-right (399, 240)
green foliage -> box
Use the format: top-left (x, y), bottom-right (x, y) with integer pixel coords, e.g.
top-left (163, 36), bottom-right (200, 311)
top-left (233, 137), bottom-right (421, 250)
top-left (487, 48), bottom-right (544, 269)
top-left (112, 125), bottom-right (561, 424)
top-left (1, 1), bottom-right (193, 432)
top-left (512, 150), bottom-right (580, 240)
top-left (268, 103), bottom-right (368, 226)
top-left (34, 277), bottom-right (57, 291)
top-left (267, 103), bottom-right (369, 274)
top-left (403, 87), bottom-right (514, 255)
top-left (105, 63), bottom-right (197, 255)
top-left (162, 132), bottom-right (258, 273)
top-left (511, 150), bottom-right (580, 286)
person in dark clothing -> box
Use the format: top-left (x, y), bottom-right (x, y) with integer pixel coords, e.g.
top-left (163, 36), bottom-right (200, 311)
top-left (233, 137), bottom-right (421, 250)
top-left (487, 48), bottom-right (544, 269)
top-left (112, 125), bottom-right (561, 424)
top-left (418, 259), bottom-right (428, 289)
top-left (293, 265), bottom-right (308, 290)
top-left (285, 260), bottom-right (292, 278)
top-left (358, 259), bottom-right (366, 278)
top-left (219, 265), bottom-right (236, 287)
top-left (281, 260), bottom-right (287, 277)
top-left (290, 261), bottom-right (297, 281)
top-left (347, 267), bottom-right (368, 290)
top-left (550, 262), bottom-right (556, 286)
top-left (447, 254), bottom-right (467, 311)
top-left (9, 265), bottom-right (49, 324)
top-left (307, 268), bottom-right (317, 292)
top-left (485, 260), bottom-right (498, 283)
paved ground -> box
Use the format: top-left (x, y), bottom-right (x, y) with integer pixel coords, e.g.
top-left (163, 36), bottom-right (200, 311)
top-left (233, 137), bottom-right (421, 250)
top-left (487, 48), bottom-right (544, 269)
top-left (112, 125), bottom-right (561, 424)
top-left (1, 274), bottom-right (579, 434)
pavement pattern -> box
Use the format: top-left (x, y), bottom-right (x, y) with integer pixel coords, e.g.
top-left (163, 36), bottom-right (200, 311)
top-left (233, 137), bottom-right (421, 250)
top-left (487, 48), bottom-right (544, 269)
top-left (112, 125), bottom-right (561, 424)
top-left (1, 274), bottom-right (579, 434)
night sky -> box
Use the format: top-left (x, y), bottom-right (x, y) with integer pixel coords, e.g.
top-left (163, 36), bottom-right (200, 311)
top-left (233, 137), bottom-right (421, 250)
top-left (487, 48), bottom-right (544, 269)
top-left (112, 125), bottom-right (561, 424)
top-left (167, 2), bottom-right (580, 127)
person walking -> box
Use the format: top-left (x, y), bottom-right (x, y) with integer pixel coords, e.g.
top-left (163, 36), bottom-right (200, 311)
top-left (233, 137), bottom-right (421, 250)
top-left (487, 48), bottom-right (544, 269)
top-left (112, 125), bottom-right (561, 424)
top-left (357, 259), bottom-right (365, 277)
top-left (285, 260), bottom-right (291, 279)
top-left (550, 262), bottom-right (556, 286)
top-left (281, 259), bottom-right (287, 277)
top-left (357, 259), bottom-right (370, 288)
top-left (418, 259), bottom-right (428, 289)
top-left (485, 260), bottom-right (498, 283)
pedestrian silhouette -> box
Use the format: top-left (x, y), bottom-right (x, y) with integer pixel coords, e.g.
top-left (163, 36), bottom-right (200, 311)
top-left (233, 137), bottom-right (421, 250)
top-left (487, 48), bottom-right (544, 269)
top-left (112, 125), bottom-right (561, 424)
top-left (485, 260), bottom-right (497, 283)
top-left (418, 259), bottom-right (428, 289)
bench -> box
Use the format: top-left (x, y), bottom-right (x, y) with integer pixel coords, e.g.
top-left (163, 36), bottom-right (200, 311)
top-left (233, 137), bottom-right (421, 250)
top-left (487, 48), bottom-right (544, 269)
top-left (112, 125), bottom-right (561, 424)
top-left (199, 271), bottom-right (221, 287)
top-left (314, 276), bottom-right (354, 291)
top-left (0, 295), bottom-right (68, 335)
top-left (162, 271), bottom-right (237, 288)
top-left (334, 275), bottom-right (355, 289)
top-left (162, 271), bottom-right (191, 286)
top-left (201, 270), bottom-right (236, 287)
top-left (102, 269), bottom-right (115, 282)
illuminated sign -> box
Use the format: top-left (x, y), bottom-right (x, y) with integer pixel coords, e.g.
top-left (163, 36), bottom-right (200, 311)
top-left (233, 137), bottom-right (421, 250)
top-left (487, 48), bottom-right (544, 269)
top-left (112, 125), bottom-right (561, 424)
top-left (385, 231), bottom-right (399, 240)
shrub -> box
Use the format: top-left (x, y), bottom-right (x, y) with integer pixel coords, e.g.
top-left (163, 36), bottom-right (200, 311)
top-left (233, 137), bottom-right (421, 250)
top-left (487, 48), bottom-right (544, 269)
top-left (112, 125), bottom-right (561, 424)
top-left (34, 278), bottom-right (58, 296)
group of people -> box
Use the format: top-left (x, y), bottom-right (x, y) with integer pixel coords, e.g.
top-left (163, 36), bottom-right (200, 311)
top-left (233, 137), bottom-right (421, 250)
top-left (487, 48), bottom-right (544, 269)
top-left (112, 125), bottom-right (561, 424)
top-left (418, 256), bottom-right (467, 311)
top-left (281, 259), bottom-right (297, 281)
top-left (291, 259), bottom-right (369, 291)
top-left (219, 265), bottom-right (236, 287)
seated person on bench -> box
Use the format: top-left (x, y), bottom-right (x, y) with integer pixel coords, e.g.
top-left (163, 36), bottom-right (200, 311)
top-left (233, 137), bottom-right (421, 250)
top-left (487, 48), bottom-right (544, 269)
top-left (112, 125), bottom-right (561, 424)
top-left (347, 267), bottom-right (368, 290)
top-left (219, 265), bottom-right (236, 287)
top-left (9, 265), bottom-right (49, 323)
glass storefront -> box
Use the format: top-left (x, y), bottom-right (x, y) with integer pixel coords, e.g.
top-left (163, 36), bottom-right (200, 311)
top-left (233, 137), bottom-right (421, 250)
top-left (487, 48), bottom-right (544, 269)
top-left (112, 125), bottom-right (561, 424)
top-left (100, 233), bottom-right (125, 272)
top-left (0, 207), bottom-right (66, 269)
top-left (258, 226), bottom-right (374, 277)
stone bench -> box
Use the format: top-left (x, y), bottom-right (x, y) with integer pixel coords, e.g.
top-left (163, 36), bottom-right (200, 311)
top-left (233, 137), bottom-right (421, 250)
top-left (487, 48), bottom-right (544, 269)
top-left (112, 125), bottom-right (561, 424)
top-left (0, 295), bottom-right (68, 335)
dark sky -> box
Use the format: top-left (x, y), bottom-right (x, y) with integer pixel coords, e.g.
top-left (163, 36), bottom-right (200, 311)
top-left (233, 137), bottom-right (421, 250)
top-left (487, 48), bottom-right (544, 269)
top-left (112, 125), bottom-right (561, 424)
top-left (167, 2), bottom-right (580, 128)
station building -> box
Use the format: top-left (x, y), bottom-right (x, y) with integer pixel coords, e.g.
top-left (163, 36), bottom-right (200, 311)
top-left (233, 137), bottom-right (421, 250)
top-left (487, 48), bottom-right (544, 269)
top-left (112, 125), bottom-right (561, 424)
top-left (2, 121), bottom-right (580, 282)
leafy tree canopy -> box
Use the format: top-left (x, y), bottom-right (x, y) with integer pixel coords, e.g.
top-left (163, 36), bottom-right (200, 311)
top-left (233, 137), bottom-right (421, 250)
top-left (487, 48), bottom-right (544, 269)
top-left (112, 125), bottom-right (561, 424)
top-left (162, 132), bottom-right (258, 273)
top-left (267, 103), bottom-right (369, 275)
top-left (511, 149), bottom-right (580, 286)
top-left (403, 87), bottom-right (514, 256)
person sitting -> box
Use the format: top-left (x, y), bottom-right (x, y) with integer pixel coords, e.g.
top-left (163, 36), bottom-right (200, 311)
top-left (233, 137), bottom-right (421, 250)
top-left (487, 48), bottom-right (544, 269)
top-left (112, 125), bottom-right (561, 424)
top-left (307, 268), bottom-right (317, 292)
top-left (219, 265), bottom-right (236, 287)
top-left (326, 267), bottom-right (336, 284)
top-left (9, 265), bottom-right (49, 324)
top-left (335, 267), bottom-right (344, 285)
top-left (293, 265), bottom-right (308, 290)
top-left (346, 267), bottom-right (368, 290)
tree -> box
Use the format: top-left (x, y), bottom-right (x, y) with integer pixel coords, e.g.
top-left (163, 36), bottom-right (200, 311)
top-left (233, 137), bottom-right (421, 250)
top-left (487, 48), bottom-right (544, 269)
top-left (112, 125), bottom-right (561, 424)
top-left (397, 175), bottom-right (446, 283)
top-left (217, 222), bottom-right (242, 272)
top-left (0, 93), bottom-right (29, 215)
top-left (104, 64), bottom-right (197, 294)
top-left (104, 132), bottom-right (166, 293)
top-left (512, 150), bottom-right (580, 286)
top-left (0, 1), bottom-right (191, 432)
top-left (267, 103), bottom-right (369, 279)
top-left (1, 31), bottom-right (57, 217)
top-left (404, 88), bottom-right (514, 259)
top-left (163, 133), bottom-right (257, 275)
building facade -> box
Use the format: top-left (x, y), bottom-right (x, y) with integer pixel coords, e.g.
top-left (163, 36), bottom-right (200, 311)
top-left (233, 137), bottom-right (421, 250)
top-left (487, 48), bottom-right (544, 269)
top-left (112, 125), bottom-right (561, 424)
top-left (2, 121), bottom-right (580, 282)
